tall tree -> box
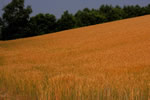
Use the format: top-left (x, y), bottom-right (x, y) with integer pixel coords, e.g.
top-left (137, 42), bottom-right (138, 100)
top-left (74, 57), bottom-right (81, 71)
top-left (75, 8), bottom-right (92, 27)
top-left (145, 4), bottom-right (150, 14)
top-left (109, 5), bottom-right (126, 20)
top-left (0, 17), bottom-right (3, 40)
top-left (99, 5), bottom-right (114, 21)
top-left (28, 13), bottom-right (56, 36)
top-left (123, 5), bottom-right (141, 18)
top-left (1, 0), bottom-right (32, 40)
top-left (57, 11), bottom-right (76, 31)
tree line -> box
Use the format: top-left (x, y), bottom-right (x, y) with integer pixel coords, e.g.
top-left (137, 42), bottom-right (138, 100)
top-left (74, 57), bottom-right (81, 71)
top-left (0, 0), bottom-right (150, 40)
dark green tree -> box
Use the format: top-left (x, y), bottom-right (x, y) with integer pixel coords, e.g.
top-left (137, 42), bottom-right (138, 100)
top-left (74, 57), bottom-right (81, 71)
top-left (0, 17), bottom-right (2, 26)
top-left (123, 5), bottom-right (143, 18)
top-left (75, 8), bottom-right (93, 26)
top-left (109, 5), bottom-right (126, 20)
top-left (89, 10), bottom-right (106, 24)
top-left (0, 17), bottom-right (3, 40)
top-left (75, 8), bottom-right (106, 27)
top-left (132, 5), bottom-right (143, 16)
top-left (28, 13), bottom-right (56, 36)
top-left (99, 5), bottom-right (114, 21)
top-left (74, 10), bottom-right (84, 27)
top-left (145, 4), bottom-right (150, 14)
top-left (0, 3), bottom-right (149, 40)
top-left (1, 0), bottom-right (32, 40)
top-left (57, 11), bottom-right (76, 31)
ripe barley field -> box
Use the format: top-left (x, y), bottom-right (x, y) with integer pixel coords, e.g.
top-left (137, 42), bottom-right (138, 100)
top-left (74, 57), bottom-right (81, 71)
top-left (0, 15), bottom-right (150, 100)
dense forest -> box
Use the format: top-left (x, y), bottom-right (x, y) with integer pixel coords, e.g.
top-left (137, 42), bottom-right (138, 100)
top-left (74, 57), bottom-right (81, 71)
top-left (0, 0), bottom-right (150, 40)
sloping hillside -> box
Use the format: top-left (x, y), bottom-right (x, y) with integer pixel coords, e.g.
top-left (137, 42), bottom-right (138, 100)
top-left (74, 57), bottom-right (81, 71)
top-left (0, 15), bottom-right (150, 100)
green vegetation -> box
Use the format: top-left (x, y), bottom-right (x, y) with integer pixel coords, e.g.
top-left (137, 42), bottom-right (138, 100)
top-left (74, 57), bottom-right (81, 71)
top-left (57, 11), bottom-right (76, 31)
top-left (28, 13), bottom-right (57, 36)
top-left (1, 0), bottom-right (32, 40)
top-left (0, 0), bottom-right (150, 40)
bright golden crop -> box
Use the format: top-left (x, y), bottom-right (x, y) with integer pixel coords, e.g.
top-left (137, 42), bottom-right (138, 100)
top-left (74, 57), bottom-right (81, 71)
top-left (0, 15), bottom-right (150, 100)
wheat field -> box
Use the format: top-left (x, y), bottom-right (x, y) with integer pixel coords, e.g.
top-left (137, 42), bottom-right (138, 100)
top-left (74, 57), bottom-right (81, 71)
top-left (0, 15), bottom-right (150, 100)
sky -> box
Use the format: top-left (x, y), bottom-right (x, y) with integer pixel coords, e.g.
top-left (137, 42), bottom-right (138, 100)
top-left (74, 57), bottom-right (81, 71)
top-left (0, 0), bottom-right (150, 18)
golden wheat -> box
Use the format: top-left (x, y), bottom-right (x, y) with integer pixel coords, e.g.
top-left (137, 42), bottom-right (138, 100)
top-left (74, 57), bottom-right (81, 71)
top-left (0, 15), bottom-right (150, 100)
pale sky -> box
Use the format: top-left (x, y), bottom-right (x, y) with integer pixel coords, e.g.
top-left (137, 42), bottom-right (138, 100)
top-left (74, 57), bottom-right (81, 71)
top-left (0, 0), bottom-right (150, 18)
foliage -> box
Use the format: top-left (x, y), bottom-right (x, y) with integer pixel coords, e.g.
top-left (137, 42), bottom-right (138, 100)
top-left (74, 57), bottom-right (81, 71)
top-left (57, 11), bottom-right (76, 31)
top-left (28, 13), bottom-right (56, 36)
top-left (1, 1), bottom-right (150, 40)
top-left (0, 17), bottom-right (2, 26)
top-left (145, 4), bottom-right (150, 14)
top-left (0, 17), bottom-right (2, 39)
top-left (1, 0), bottom-right (32, 40)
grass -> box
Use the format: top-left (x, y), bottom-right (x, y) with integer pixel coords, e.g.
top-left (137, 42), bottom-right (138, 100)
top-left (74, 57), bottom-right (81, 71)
top-left (0, 15), bottom-right (150, 100)
top-left (0, 66), bottom-right (149, 100)
top-left (0, 57), bottom-right (4, 66)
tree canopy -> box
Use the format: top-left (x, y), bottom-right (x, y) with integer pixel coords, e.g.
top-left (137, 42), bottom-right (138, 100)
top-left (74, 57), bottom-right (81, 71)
top-left (28, 13), bottom-right (56, 36)
top-left (0, 0), bottom-right (150, 40)
top-left (57, 11), bottom-right (76, 31)
top-left (1, 0), bottom-right (32, 40)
